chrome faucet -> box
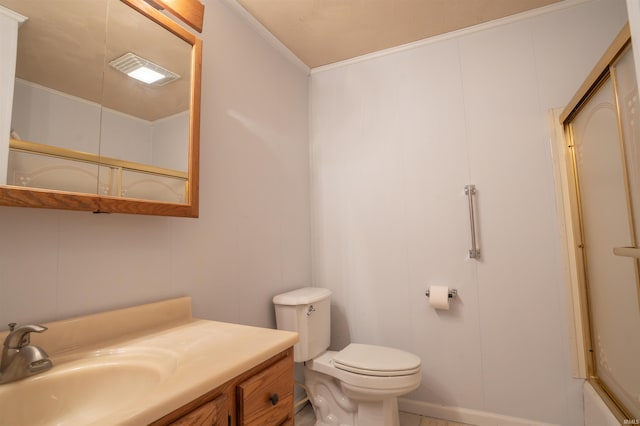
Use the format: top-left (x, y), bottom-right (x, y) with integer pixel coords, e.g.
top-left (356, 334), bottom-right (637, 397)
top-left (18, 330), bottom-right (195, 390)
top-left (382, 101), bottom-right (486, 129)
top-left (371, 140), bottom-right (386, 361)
top-left (0, 323), bottom-right (53, 384)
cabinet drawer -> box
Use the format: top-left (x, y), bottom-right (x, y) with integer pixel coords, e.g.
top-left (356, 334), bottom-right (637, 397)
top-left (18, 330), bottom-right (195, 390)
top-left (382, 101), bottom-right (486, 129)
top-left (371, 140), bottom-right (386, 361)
top-left (170, 393), bottom-right (228, 426)
top-left (237, 352), bottom-right (294, 425)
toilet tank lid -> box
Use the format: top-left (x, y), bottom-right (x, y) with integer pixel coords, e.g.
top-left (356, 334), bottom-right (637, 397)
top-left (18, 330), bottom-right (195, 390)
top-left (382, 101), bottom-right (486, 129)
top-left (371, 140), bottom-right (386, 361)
top-left (273, 287), bottom-right (332, 305)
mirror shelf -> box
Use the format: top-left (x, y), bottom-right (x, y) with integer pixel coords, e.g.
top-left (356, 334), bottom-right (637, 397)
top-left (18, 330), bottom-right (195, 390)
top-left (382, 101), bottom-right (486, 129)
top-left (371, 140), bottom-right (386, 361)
top-left (0, 185), bottom-right (196, 216)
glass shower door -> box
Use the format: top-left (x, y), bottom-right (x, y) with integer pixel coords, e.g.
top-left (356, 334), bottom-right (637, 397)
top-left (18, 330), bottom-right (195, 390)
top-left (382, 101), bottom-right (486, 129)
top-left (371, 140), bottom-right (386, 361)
top-left (569, 45), bottom-right (640, 420)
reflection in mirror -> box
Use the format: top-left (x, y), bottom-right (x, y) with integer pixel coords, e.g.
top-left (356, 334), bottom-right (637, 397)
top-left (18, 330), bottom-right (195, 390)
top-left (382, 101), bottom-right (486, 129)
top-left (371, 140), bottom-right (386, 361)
top-left (0, 0), bottom-right (201, 216)
top-left (99, 0), bottom-right (192, 203)
top-left (5, 0), bottom-right (106, 191)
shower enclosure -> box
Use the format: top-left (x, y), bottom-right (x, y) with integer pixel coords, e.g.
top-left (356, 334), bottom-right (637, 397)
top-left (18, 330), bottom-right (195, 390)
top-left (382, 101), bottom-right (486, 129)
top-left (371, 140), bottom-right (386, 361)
top-left (560, 24), bottom-right (640, 421)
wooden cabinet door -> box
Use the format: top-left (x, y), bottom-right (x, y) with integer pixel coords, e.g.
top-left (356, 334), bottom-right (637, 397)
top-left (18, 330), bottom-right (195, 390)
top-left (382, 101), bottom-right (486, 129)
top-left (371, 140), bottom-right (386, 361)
top-left (170, 393), bottom-right (229, 426)
top-left (236, 353), bottom-right (294, 425)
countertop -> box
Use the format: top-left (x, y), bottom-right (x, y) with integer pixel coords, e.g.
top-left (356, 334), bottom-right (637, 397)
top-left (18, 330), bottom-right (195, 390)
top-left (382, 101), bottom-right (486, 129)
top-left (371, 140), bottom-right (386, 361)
top-left (0, 297), bottom-right (298, 425)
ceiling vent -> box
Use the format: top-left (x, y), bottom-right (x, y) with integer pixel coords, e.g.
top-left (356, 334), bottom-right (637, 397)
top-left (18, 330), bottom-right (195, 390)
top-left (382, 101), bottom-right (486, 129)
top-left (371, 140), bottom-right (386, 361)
top-left (109, 52), bottom-right (180, 86)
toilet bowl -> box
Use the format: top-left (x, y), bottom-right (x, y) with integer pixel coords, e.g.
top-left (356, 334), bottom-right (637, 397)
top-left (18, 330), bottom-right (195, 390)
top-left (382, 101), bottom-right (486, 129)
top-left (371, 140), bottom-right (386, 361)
top-left (273, 287), bottom-right (422, 426)
top-left (305, 345), bottom-right (421, 426)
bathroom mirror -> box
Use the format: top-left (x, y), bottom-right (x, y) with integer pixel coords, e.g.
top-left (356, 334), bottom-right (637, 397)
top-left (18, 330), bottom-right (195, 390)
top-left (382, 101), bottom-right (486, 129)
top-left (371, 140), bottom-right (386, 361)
top-left (0, 0), bottom-right (201, 217)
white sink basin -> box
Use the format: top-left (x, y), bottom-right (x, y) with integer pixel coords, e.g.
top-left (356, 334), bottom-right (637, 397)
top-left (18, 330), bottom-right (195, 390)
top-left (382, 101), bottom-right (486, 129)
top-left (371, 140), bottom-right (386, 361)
top-left (0, 348), bottom-right (177, 426)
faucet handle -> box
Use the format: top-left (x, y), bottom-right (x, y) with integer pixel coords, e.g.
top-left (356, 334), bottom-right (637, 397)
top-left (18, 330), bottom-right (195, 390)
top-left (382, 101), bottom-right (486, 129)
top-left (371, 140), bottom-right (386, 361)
top-left (4, 324), bottom-right (48, 349)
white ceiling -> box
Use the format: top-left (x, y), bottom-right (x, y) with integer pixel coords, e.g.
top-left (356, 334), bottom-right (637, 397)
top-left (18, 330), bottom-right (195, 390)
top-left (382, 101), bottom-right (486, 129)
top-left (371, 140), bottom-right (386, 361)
top-left (234, 0), bottom-right (563, 68)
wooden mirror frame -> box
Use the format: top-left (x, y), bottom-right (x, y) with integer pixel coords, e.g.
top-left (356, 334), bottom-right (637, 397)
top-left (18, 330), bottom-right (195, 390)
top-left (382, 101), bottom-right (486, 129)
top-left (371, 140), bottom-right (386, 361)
top-left (149, 0), bottom-right (204, 33)
top-left (0, 0), bottom-right (201, 217)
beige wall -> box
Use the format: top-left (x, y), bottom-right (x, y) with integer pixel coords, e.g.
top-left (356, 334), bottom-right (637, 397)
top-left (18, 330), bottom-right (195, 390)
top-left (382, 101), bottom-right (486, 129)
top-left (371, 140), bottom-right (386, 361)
top-left (0, 0), bottom-right (311, 328)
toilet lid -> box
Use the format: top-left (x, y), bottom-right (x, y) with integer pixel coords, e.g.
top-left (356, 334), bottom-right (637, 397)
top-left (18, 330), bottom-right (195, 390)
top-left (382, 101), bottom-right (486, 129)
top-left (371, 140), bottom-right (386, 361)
top-left (333, 343), bottom-right (421, 377)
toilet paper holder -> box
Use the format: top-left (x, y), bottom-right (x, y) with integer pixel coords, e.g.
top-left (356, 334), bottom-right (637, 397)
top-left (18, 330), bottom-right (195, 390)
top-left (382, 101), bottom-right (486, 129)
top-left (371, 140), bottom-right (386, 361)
top-left (425, 288), bottom-right (458, 299)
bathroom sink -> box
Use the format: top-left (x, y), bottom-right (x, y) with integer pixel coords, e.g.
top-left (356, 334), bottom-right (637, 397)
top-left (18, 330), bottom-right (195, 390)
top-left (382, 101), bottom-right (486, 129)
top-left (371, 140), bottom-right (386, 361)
top-left (0, 348), bottom-right (177, 426)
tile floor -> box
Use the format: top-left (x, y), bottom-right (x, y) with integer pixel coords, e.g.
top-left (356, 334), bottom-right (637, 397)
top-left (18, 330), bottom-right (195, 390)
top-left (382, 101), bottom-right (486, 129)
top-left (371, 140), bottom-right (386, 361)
top-left (295, 402), bottom-right (472, 426)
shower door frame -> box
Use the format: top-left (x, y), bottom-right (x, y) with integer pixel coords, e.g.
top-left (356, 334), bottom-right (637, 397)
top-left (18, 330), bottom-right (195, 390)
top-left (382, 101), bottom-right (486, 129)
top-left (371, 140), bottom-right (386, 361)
top-left (558, 23), bottom-right (639, 422)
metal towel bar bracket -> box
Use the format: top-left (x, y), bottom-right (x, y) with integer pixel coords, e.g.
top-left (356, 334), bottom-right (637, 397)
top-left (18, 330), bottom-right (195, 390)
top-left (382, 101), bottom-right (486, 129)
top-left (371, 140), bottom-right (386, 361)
top-left (465, 184), bottom-right (480, 259)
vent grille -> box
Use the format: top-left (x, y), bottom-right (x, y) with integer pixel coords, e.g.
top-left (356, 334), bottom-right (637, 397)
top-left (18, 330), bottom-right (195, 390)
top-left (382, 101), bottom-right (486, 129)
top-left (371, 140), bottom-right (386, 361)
top-left (109, 52), bottom-right (180, 86)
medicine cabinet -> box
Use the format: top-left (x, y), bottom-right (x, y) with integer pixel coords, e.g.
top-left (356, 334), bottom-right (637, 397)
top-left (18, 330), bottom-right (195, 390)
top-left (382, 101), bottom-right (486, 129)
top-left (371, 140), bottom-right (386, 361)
top-left (0, 0), bottom-right (202, 217)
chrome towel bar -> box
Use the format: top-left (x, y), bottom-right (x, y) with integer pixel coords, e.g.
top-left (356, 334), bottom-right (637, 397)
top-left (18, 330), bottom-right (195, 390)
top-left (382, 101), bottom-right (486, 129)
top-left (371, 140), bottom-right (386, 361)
top-left (465, 184), bottom-right (480, 259)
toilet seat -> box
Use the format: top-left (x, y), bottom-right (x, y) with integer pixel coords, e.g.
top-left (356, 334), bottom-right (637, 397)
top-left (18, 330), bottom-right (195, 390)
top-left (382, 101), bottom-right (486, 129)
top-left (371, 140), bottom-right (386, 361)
top-left (306, 350), bottom-right (422, 400)
top-left (333, 343), bottom-right (421, 377)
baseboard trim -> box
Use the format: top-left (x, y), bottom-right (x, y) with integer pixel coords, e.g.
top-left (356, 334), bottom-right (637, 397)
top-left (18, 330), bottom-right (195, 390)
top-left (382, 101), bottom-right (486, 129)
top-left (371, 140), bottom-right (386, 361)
top-left (398, 398), bottom-right (561, 426)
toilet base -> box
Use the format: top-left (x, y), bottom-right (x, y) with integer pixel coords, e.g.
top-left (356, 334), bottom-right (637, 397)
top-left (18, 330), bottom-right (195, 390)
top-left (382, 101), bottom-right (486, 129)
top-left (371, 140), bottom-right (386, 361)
top-left (352, 399), bottom-right (399, 426)
top-left (304, 367), bottom-right (401, 426)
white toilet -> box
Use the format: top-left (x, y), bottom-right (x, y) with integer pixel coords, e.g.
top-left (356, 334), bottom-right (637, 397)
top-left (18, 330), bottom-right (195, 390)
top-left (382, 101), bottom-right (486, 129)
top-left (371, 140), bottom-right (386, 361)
top-left (273, 287), bottom-right (422, 426)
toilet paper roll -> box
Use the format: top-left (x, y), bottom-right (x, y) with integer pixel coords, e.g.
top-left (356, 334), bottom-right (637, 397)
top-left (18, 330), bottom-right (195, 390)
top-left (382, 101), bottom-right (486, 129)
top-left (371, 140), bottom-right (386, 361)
top-left (429, 286), bottom-right (450, 310)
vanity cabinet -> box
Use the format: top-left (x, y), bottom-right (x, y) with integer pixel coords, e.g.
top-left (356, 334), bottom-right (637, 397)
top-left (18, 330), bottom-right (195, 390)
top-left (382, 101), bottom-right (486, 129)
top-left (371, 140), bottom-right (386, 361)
top-left (237, 353), bottom-right (294, 425)
top-left (170, 394), bottom-right (229, 426)
top-left (152, 347), bottom-right (294, 426)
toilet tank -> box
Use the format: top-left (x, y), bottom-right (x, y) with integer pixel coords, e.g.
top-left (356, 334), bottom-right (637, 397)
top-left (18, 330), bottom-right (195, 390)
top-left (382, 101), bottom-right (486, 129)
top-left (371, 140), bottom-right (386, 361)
top-left (273, 287), bottom-right (332, 362)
